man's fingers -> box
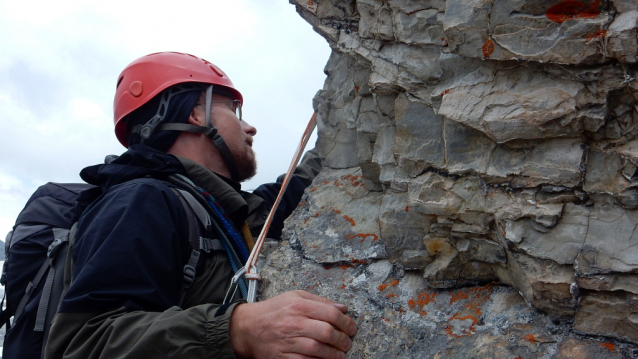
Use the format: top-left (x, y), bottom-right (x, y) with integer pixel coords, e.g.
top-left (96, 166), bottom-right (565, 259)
top-left (332, 302), bottom-right (348, 314)
top-left (290, 291), bottom-right (357, 336)
top-left (230, 291), bottom-right (357, 359)
top-left (288, 336), bottom-right (347, 359)
top-left (295, 318), bottom-right (352, 352)
top-left (299, 301), bottom-right (357, 337)
top-left (293, 290), bottom-right (339, 305)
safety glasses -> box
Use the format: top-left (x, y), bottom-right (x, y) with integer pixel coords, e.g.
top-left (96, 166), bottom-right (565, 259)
top-left (210, 99), bottom-right (242, 121)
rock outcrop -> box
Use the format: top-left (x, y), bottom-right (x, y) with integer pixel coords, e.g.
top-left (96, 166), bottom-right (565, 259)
top-left (261, 0), bottom-right (638, 357)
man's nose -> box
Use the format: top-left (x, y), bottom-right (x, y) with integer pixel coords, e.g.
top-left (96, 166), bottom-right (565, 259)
top-left (242, 120), bottom-right (257, 136)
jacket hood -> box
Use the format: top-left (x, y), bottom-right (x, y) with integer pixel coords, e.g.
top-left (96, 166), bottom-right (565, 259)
top-left (80, 145), bottom-right (187, 191)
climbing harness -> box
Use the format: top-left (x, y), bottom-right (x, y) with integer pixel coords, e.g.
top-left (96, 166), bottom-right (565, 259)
top-left (225, 112), bottom-right (318, 303)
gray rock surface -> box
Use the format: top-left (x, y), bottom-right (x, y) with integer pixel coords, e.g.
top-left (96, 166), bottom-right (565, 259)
top-left (260, 0), bottom-right (638, 356)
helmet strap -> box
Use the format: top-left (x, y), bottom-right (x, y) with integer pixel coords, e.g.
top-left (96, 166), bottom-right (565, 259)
top-left (132, 83), bottom-right (202, 144)
top-left (203, 84), bottom-right (241, 181)
top-left (205, 84), bottom-right (213, 128)
top-left (155, 84), bottom-right (241, 181)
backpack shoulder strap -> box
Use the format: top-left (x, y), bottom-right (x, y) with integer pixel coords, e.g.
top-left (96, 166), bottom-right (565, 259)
top-left (172, 188), bottom-right (224, 253)
top-left (169, 187), bottom-right (221, 306)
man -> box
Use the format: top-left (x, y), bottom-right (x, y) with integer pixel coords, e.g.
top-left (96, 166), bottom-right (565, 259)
top-left (44, 52), bottom-right (357, 359)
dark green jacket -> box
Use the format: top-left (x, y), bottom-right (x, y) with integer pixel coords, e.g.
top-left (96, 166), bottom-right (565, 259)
top-left (45, 145), bottom-right (321, 359)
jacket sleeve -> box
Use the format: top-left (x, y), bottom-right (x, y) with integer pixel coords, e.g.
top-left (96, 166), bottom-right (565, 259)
top-left (44, 179), bottom-right (238, 359)
top-left (252, 148), bottom-right (323, 239)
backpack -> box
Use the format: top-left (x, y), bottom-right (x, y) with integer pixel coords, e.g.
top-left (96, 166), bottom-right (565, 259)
top-left (0, 179), bottom-right (219, 359)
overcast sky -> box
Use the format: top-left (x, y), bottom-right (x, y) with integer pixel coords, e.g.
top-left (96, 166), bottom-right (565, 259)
top-left (0, 0), bottom-right (331, 239)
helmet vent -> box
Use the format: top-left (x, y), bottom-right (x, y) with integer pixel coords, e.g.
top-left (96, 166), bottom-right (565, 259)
top-left (116, 75), bottom-right (124, 89)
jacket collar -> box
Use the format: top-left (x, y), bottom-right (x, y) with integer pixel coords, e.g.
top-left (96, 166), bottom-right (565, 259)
top-left (175, 156), bottom-right (249, 226)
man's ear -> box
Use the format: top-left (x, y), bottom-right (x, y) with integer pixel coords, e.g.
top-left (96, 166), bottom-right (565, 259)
top-left (188, 106), bottom-right (206, 126)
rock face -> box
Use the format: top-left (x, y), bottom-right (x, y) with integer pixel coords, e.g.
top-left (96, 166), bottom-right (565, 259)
top-left (261, 0), bottom-right (638, 357)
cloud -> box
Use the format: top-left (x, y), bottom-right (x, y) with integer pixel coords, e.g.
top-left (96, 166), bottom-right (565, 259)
top-left (0, 0), bottom-right (331, 237)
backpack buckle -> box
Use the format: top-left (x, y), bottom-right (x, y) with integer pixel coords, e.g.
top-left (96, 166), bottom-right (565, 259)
top-left (183, 264), bottom-right (196, 288)
top-left (47, 238), bottom-right (63, 258)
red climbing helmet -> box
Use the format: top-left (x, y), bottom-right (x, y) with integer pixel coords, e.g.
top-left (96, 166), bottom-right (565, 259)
top-left (113, 51), bottom-right (243, 147)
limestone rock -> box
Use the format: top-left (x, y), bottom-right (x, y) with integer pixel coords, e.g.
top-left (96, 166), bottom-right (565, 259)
top-left (575, 291), bottom-right (638, 343)
top-left (268, 0), bottom-right (638, 354)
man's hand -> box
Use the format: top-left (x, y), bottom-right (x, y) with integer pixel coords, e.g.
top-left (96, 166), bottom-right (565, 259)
top-left (230, 290), bottom-right (357, 359)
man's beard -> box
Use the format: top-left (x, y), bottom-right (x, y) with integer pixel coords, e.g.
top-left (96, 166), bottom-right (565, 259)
top-left (236, 150), bottom-right (257, 182)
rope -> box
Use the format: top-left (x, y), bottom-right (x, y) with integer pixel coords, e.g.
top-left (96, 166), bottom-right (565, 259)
top-left (244, 112), bottom-right (317, 303)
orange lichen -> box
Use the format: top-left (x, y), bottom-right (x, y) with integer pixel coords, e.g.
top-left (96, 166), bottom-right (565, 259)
top-left (303, 212), bottom-right (322, 224)
top-left (546, 0), bottom-right (601, 23)
top-left (390, 280), bottom-right (400, 287)
top-left (310, 188), bottom-right (317, 192)
top-left (408, 291), bottom-right (437, 315)
top-left (405, 205), bottom-right (410, 211)
top-left (440, 89), bottom-right (450, 97)
top-left (601, 342), bottom-right (615, 352)
top-left (416, 292), bottom-right (436, 306)
top-left (347, 233), bottom-right (379, 242)
top-left (340, 284), bottom-right (346, 289)
top-left (378, 284), bottom-right (388, 291)
top-left (449, 291), bottom-right (469, 304)
top-left (444, 285), bottom-right (493, 338)
top-left (340, 175), bottom-right (365, 188)
top-left (298, 201), bottom-right (307, 206)
top-left (332, 209), bottom-right (342, 214)
top-left (482, 39), bottom-right (495, 58)
top-left (524, 334), bottom-right (536, 344)
top-left (586, 29), bottom-right (606, 41)
top-left (445, 314), bottom-right (479, 338)
top-left (344, 215), bottom-right (356, 226)
top-left (386, 294), bottom-right (398, 298)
